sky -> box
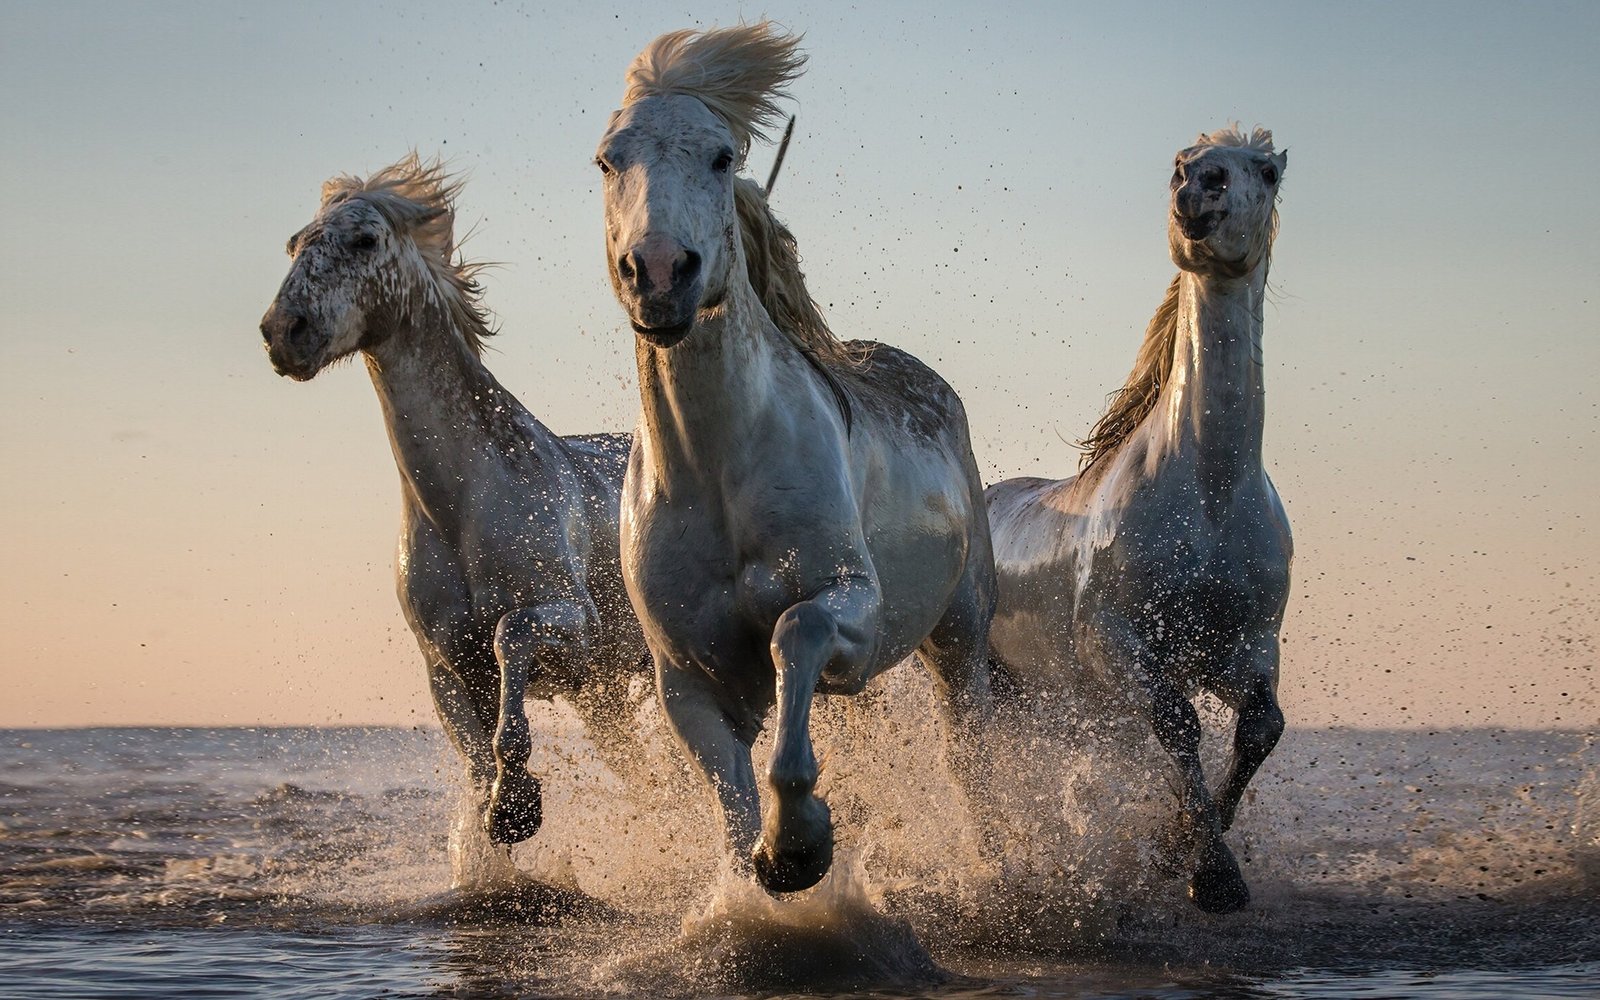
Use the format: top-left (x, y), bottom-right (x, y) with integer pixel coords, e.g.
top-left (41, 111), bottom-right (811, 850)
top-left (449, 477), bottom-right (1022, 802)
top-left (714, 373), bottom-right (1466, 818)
top-left (1, 1), bottom-right (1595, 729)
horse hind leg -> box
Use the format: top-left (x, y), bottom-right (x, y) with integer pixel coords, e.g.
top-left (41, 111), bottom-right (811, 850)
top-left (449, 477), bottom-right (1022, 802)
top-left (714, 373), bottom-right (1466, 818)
top-left (919, 539), bottom-right (996, 723)
top-left (915, 533), bottom-right (998, 808)
top-left (1213, 641), bottom-right (1285, 833)
top-left (568, 669), bottom-right (651, 788)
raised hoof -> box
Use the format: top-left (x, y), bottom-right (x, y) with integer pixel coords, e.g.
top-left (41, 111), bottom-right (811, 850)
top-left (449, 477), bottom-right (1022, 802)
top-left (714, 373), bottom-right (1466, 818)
top-left (752, 835), bottom-right (833, 895)
top-left (1189, 848), bottom-right (1249, 914)
top-left (483, 775), bottom-right (543, 846)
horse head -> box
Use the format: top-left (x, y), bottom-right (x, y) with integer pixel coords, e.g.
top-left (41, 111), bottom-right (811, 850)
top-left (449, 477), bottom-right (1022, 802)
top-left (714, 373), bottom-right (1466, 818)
top-left (596, 96), bottom-right (732, 348)
top-left (1168, 126), bottom-right (1286, 279)
top-left (261, 155), bottom-right (481, 379)
top-left (596, 23), bottom-right (805, 349)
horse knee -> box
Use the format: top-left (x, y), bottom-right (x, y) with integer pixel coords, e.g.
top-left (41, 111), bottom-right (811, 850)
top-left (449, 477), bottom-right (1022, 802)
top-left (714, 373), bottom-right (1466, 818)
top-left (1239, 700), bottom-right (1285, 758)
top-left (492, 609), bottom-right (540, 663)
top-left (771, 602), bottom-right (838, 662)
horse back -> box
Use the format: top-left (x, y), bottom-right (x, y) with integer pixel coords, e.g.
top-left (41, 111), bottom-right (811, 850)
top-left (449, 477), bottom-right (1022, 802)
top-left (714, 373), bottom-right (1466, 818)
top-left (833, 341), bottom-right (975, 453)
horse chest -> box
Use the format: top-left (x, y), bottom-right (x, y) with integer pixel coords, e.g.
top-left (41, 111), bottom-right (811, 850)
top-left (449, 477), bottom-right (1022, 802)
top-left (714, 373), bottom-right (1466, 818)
top-left (402, 496), bottom-right (588, 646)
top-left (1082, 480), bottom-right (1289, 643)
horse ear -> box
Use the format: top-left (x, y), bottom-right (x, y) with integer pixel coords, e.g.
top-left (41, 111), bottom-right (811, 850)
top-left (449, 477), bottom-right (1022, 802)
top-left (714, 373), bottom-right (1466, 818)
top-left (1273, 149), bottom-right (1287, 177)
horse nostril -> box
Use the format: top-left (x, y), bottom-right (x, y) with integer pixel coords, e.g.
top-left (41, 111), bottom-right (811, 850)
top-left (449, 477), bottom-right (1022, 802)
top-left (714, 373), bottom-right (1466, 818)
top-left (618, 253), bottom-right (637, 284)
top-left (286, 315), bottom-right (311, 349)
top-left (1200, 165), bottom-right (1228, 192)
top-left (675, 251), bottom-right (701, 285)
top-left (260, 320), bottom-right (273, 344)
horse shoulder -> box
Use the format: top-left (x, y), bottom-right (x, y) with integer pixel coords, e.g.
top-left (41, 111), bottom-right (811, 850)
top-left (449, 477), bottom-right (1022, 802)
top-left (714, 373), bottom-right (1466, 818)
top-left (396, 501), bottom-right (482, 665)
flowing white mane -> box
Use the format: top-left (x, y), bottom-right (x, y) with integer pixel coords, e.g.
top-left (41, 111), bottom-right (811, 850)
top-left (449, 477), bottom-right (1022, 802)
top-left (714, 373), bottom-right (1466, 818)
top-left (622, 21), bottom-right (805, 165)
top-left (320, 154), bottom-right (496, 356)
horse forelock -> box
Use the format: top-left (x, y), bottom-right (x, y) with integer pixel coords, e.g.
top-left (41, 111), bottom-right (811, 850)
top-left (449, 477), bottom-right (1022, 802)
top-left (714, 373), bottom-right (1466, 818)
top-left (621, 21), bottom-right (805, 164)
top-left (1193, 123), bottom-right (1276, 154)
top-left (320, 153), bottom-right (496, 357)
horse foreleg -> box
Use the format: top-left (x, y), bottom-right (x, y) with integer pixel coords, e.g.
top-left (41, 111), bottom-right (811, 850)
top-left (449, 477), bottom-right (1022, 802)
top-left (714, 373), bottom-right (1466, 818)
top-left (1143, 672), bottom-right (1248, 913)
top-left (656, 655), bottom-right (763, 874)
top-left (751, 601), bottom-right (857, 893)
top-left (483, 600), bottom-right (596, 845)
top-left (425, 655), bottom-right (521, 886)
top-left (1213, 639), bottom-right (1284, 833)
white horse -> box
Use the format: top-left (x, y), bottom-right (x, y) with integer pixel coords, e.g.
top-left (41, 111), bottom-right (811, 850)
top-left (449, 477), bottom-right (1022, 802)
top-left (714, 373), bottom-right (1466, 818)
top-left (596, 23), bottom-right (997, 894)
top-left (258, 156), bottom-right (645, 864)
top-left (986, 127), bottom-right (1291, 913)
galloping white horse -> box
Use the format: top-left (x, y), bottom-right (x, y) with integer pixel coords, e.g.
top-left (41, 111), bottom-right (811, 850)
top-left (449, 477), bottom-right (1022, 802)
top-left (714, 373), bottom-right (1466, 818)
top-left (597, 23), bottom-right (996, 894)
top-left (258, 156), bottom-right (645, 864)
top-left (986, 127), bottom-right (1291, 913)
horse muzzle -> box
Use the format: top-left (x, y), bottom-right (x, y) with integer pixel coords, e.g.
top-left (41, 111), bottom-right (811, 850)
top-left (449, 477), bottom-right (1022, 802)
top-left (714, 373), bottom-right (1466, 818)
top-left (616, 235), bottom-right (703, 347)
top-left (1176, 210), bottom-right (1226, 241)
top-left (624, 286), bottom-right (701, 348)
top-left (631, 316), bottom-right (695, 349)
top-left (260, 305), bottom-right (330, 381)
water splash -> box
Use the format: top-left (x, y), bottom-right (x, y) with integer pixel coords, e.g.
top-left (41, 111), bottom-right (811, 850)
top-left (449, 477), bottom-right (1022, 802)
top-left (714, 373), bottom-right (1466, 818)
top-left (593, 853), bottom-right (943, 996)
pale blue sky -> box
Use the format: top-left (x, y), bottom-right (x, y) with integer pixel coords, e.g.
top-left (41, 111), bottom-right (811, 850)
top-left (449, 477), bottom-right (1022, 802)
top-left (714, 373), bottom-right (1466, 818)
top-left (2, 1), bottom-right (1595, 726)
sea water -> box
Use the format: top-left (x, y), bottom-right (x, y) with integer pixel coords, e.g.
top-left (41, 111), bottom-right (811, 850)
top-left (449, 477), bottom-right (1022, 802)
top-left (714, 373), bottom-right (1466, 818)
top-left (1, 687), bottom-right (1595, 998)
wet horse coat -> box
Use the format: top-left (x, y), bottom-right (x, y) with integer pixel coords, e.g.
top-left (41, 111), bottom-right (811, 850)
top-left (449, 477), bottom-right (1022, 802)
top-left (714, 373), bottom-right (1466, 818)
top-left (597, 24), bottom-right (996, 893)
top-left (258, 157), bottom-right (644, 873)
top-left (986, 127), bottom-right (1291, 913)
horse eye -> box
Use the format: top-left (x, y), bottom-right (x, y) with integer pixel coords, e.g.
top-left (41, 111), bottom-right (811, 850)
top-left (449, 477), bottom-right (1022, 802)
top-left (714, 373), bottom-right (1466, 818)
top-left (352, 233), bottom-right (379, 251)
top-left (1261, 164), bottom-right (1278, 185)
top-left (595, 157), bottom-right (614, 176)
top-left (712, 150), bottom-right (733, 174)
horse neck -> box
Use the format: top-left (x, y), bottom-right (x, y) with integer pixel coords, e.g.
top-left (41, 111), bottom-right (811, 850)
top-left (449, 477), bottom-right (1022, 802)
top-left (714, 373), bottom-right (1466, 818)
top-left (634, 277), bottom-right (784, 485)
top-left (364, 286), bottom-right (552, 527)
top-left (1152, 261), bottom-right (1269, 490)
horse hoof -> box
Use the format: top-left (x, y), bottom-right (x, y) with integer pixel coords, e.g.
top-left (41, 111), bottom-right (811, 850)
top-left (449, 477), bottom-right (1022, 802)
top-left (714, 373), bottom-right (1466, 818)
top-left (1189, 853), bottom-right (1249, 913)
top-left (752, 836), bottom-right (833, 895)
top-left (483, 778), bottom-right (543, 845)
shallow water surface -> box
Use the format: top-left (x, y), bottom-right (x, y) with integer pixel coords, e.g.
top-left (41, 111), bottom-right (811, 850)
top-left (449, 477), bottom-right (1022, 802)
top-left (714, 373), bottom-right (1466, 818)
top-left (0, 719), bottom-right (1594, 998)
